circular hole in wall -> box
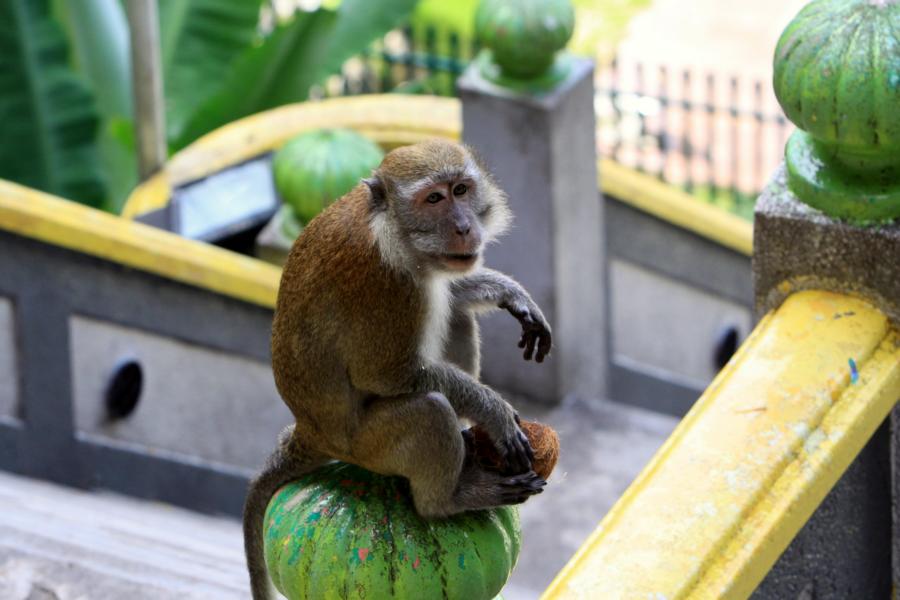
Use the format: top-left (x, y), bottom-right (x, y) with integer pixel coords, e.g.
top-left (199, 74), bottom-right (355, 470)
top-left (105, 360), bottom-right (143, 420)
top-left (713, 326), bottom-right (740, 371)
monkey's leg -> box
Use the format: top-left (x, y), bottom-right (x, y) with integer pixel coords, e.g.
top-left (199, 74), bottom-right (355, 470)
top-left (443, 310), bottom-right (481, 378)
top-left (352, 392), bottom-right (545, 518)
top-left (244, 425), bottom-right (330, 600)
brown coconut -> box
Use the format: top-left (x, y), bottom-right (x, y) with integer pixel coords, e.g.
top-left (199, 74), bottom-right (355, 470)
top-left (464, 419), bottom-right (559, 480)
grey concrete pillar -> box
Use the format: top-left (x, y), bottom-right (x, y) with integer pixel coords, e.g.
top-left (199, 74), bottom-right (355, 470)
top-left (458, 58), bottom-right (606, 405)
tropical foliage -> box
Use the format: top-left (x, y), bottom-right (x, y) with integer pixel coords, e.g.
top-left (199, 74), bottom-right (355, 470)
top-left (0, 0), bottom-right (419, 212)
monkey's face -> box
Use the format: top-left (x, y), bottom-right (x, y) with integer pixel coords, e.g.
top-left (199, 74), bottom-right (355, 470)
top-left (401, 177), bottom-right (489, 274)
top-left (366, 140), bottom-right (512, 275)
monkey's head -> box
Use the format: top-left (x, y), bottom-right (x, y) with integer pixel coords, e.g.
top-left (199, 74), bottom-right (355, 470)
top-left (364, 140), bottom-right (511, 275)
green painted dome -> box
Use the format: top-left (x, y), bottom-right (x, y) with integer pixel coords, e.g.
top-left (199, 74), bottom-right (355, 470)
top-left (273, 129), bottom-right (383, 226)
top-left (264, 462), bottom-right (521, 600)
top-left (773, 0), bottom-right (900, 223)
top-left (475, 0), bottom-right (575, 80)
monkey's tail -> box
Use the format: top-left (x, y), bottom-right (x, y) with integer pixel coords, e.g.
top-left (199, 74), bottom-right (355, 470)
top-left (244, 424), bottom-right (328, 600)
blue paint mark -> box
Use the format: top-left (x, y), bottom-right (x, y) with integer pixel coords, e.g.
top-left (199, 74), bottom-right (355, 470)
top-left (849, 358), bottom-right (859, 384)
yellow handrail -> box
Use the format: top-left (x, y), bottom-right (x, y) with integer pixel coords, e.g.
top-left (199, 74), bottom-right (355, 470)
top-left (0, 180), bottom-right (281, 308)
top-left (121, 95), bottom-right (753, 256)
top-left (542, 290), bottom-right (900, 599)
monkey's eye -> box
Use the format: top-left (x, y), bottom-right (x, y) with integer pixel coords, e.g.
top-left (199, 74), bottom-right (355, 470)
top-left (426, 192), bottom-right (444, 204)
top-left (452, 183), bottom-right (468, 196)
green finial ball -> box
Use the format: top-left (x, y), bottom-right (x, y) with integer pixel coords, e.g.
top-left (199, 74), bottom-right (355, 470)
top-left (475, 0), bottom-right (575, 80)
top-left (273, 129), bottom-right (384, 228)
top-left (773, 0), bottom-right (900, 223)
top-left (264, 463), bottom-right (521, 600)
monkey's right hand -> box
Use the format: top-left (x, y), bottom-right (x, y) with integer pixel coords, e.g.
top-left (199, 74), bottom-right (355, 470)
top-left (486, 406), bottom-right (534, 475)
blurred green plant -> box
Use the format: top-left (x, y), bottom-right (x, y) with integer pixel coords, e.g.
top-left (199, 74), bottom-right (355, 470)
top-left (411, 0), bottom-right (650, 61)
top-left (0, 0), bottom-right (419, 213)
top-left (0, 0), bottom-right (107, 207)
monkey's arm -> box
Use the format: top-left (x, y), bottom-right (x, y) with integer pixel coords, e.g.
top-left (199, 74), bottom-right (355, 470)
top-left (348, 357), bottom-right (534, 474)
top-left (418, 363), bottom-right (534, 474)
top-left (451, 268), bottom-right (552, 362)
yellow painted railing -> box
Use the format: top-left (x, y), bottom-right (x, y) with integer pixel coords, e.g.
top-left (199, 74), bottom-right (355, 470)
top-left (0, 180), bottom-right (281, 308)
top-left (543, 290), bottom-right (900, 599)
top-left (122, 95), bottom-right (753, 257)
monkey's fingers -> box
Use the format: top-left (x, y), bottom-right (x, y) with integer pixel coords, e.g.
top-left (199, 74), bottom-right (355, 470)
top-left (501, 436), bottom-right (533, 475)
top-left (523, 333), bottom-right (537, 361)
top-left (535, 332), bottom-right (552, 363)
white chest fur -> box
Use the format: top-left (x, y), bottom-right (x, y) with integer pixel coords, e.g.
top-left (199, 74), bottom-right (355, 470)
top-left (420, 275), bottom-right (453, 363)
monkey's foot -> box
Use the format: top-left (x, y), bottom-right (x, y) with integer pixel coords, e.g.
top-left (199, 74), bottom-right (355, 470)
top-left (498, 471), bottom-right (546, 504)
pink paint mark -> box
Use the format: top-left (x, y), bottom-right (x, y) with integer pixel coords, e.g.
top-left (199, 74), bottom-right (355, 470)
top-left (412, 556), bottom-right (421, 570)
top-left (358, 548), bottom-right (370, 562)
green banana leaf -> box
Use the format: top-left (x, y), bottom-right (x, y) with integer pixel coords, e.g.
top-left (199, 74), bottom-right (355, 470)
top-left (53, 0), bottom-right (132, 121)
top-left (0, 0), bottom-right (106, 207)
top-left (172, 0), bottom-right (420, 150)
top-left (53, 0), bottom-right (135, 212)
top-left (159, 0), bottom-right (264, 145)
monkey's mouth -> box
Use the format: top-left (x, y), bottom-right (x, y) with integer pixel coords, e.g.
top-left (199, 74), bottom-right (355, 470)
top-left (439, 252), bottom-right (479, 269)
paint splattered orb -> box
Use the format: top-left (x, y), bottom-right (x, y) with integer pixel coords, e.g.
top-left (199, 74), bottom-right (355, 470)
top-left (264, 462), bottom-right (521, 599)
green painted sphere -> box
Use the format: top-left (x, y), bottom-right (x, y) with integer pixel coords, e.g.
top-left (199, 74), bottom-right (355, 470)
top-left (475, 0), bottom-right (575, 79)
top-left (264, 462), bottom-right (521, 600)
top-left (273, 129), bottom-right (384, 225)
top-left (773, 0), bottom-right (900, 173)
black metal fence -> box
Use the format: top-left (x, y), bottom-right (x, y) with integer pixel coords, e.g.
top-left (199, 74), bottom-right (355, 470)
top-left (322, 27), bottom-right (790, 219)
top-left (313, 26), bottom-right (472, 98)
top-left (596, 59), bottom-right (792, 220)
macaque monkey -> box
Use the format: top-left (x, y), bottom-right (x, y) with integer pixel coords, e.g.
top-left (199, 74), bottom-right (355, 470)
top-left (244, 139), bottom-right (552, 599)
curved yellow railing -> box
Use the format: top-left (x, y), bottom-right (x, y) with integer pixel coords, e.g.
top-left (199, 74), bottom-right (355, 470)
top-left (122, 95), bottom-right (753, 257)
top-left (0, 180), bottom-right (281, 308)
top-left (542, 290), bottom-right (900, 599)
top-left (121, 95), bottom-right (462, 219)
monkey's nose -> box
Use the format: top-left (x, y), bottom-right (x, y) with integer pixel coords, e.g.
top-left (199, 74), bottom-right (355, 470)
top-left (456, 224), bottom-right (471, 236)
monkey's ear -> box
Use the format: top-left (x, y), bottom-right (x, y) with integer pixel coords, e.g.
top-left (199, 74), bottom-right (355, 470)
top-left (363, 175), bottom-right (387, 209)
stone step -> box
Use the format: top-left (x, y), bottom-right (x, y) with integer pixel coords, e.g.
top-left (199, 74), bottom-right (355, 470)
top-left (0, 398), bottom-right (677, 600)
top-left (0, 471), bottom-right (247, 600)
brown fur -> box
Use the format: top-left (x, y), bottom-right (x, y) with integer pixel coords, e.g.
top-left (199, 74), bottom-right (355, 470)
top-left (244, 140), bottom-right (550, 600)
top-left (272, 184), bottom-right (424, 459)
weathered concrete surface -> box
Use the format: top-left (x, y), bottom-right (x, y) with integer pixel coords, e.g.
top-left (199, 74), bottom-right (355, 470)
top-left (604, 196), bottom-right (754, 416)
top-left (504, 396), bottom-right (677, 599)
top-left (610, 258), bottom-right (752, 385)
top-left (70, 315), bottom-right (290, 470)
top-left (754, 164), bottom-right (900, 325)
top-left (0, 397), bottom-right (676, 600)
top-left (459, 58), bottom-right (606, 405)
top-left (0, 470), bottom-right (247, 600)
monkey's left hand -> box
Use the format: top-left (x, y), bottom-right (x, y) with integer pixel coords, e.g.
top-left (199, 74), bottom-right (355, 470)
top-left (501, 299), bottom-right (552, 363)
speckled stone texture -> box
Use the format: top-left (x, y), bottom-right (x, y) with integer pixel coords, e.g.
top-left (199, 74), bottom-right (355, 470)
top-left (753, 164), bottom-right (900, 325)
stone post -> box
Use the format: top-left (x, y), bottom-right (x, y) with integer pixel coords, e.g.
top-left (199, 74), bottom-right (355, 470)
top-left (751, 0), bottom-right (900, 597)
top-left (458, 0), bottom-right (606, 404)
